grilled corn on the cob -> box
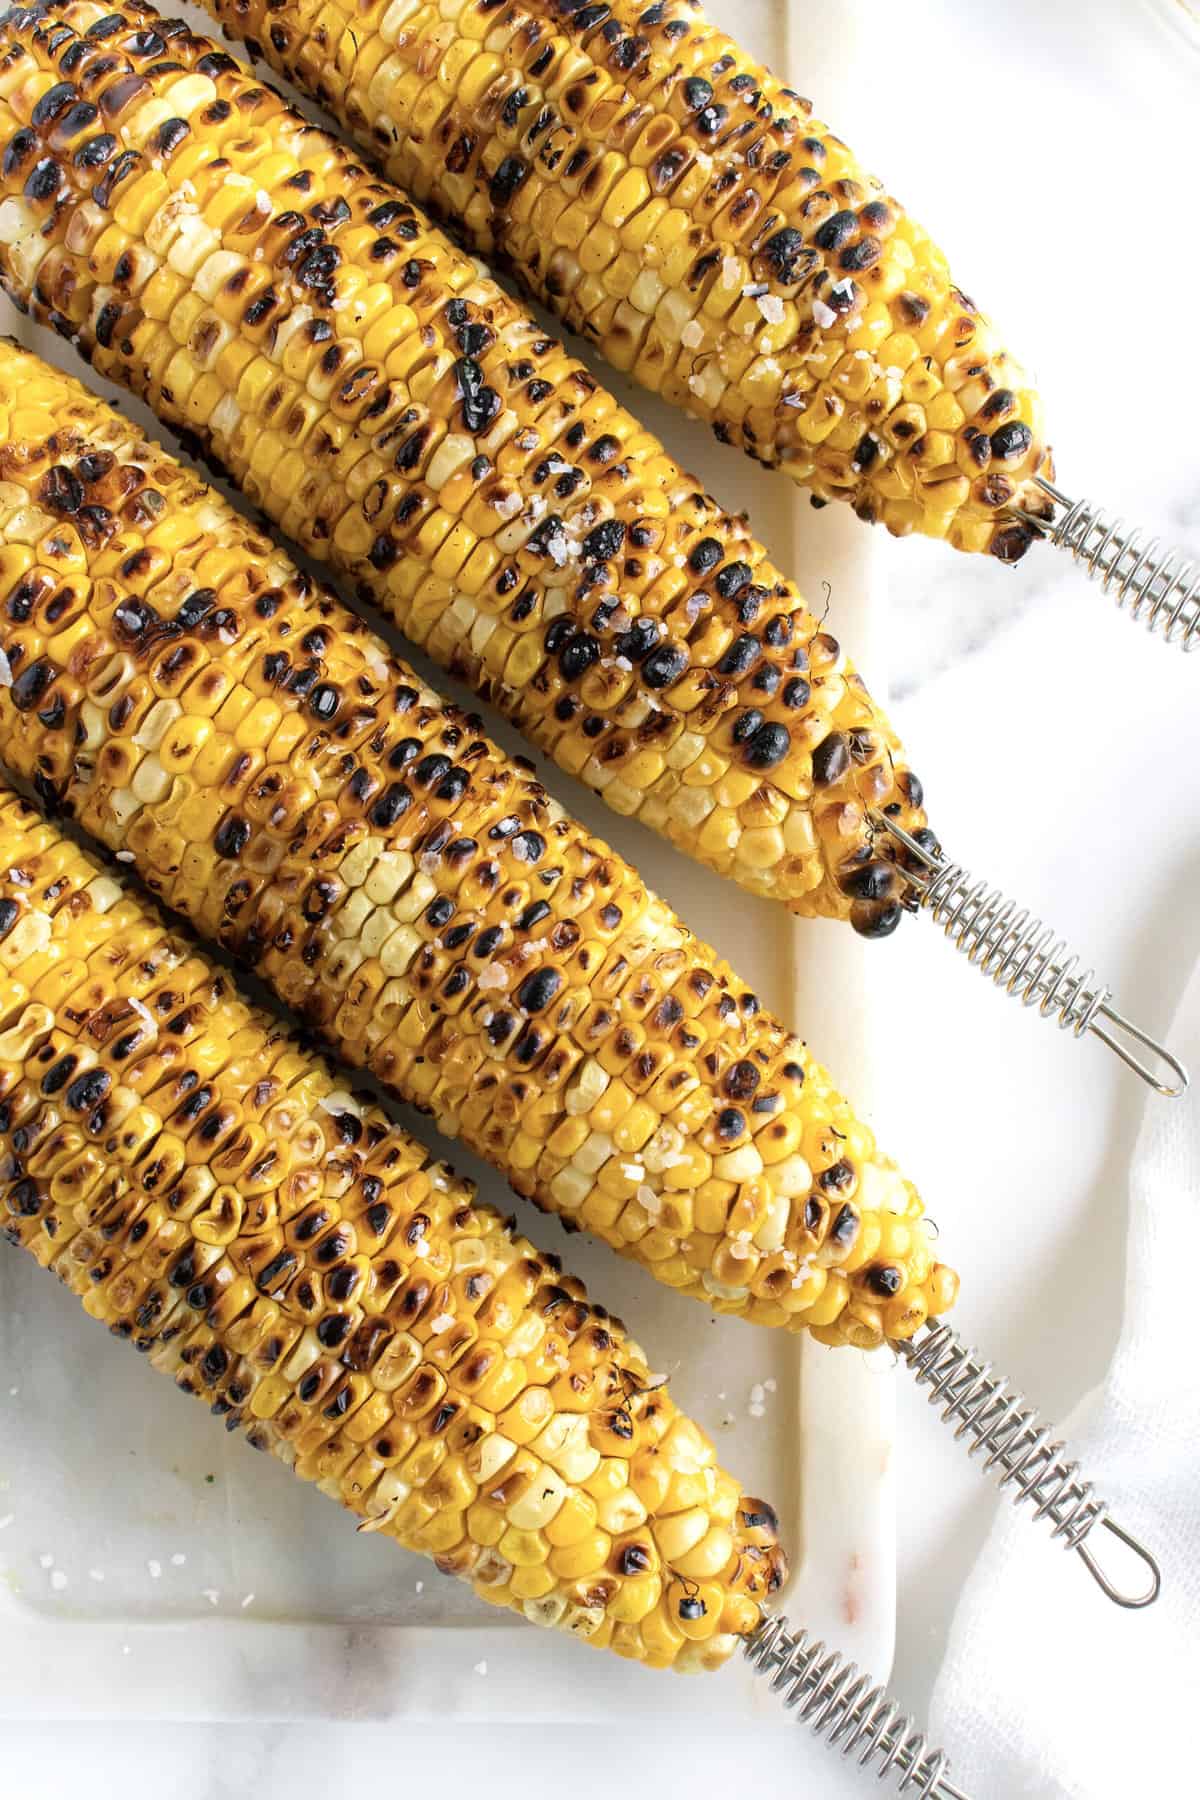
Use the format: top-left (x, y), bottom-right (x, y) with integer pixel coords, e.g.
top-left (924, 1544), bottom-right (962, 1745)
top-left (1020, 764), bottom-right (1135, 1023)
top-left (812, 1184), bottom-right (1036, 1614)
top-left (0, 0), bottom-right (931, 923)
top-left (201, 0), bottom-right (1053, 560)
top-left (0, 339), bottom-right (957, 1348)
top-left (0, 784), bottom-right (787, 1669)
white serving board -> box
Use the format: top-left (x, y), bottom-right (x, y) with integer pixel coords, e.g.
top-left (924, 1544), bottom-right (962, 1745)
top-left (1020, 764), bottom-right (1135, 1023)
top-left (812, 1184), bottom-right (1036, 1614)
top-left (0, 0), bottom-right (899, 1723)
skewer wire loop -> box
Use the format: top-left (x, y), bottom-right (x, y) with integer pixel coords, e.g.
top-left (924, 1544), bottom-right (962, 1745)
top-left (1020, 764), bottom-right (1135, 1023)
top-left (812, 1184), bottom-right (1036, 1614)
top-left (896, 1322), bottom-right (1161, 1610)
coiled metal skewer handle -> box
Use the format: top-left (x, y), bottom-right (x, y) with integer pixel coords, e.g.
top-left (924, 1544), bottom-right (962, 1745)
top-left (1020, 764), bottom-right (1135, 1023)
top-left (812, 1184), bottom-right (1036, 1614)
top-left (1015, 475), bottom-right (1200, 650)
top-left (895, 1321), bottom-right (1161, 1609)
top-left (874, 813), bottom-right (1188, 1098)
top-left (744, 1614), bottom-right (971, 1798)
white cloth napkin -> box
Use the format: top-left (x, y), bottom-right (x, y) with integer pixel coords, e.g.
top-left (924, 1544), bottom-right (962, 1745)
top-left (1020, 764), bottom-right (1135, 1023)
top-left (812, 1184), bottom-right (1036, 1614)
top-left (927, 967), bottom-right (1200, 1798)
top-left (884, 568), bottom-right (1200, 1798)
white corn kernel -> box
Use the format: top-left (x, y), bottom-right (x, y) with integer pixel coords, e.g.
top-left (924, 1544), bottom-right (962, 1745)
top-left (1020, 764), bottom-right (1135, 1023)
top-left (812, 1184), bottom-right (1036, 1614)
top-left (549, 1167), bottom-right (591, 1212)
top-left (522, 1594), bottom-right (567, 1629)
top-left (166, 216), bottom-right (220, 278)
top-left (753, 1189), bottom-right (791, 1254)
top-left (282, 1329), bottom-right (324, 1383)
top-left (379, 925), bottom-right (421, 976)
top-left (133, 699), bottom-right (181, 751)
top-left (562, 1604), bottom-right (606, 1638)
top-left (161, 74), bottom-right (218, 117)
top-left (701, 1273), bottom-right (749, 1302)
top-left (371, 1470), bottom-right (411, 1516)
top-left (365, 850), bottom-right (414, 904)
top-left (131, 756), bottom-right (170, 805)
top-left (571, 1132), bottom-right (613, 1177)
top-left (508, 1468), bottom-right (566, 1532)
top-left (378, 0), bottom-right (421, 42)
top-left (595, 1490), bottom-right (647, 1534)
top-left (393, 870), bottom-right (436, 923)
top-left (856, 1162), bottom-right (910, 1215)
top-left (564, 1058), bottom-right (608, 1115)
top-left (336, 890), bottom-right (373, 938)
top-left (0, 1003), bottom-right (54, 1061)
top-left (192, 249), bottom-right (248, 303)
top-left (714, 1145), bottom-right (764, 1182)
top-left (467, 1433), bottom-right (516, 1484)
top-left (359, 908), bottom-right (395, 959)
top-left (425, 433), bottom-right (475, 490)
top-left (82, 876), bottom-right (123, 914)
top-left (770, 1153), bottom-right (813, 1198)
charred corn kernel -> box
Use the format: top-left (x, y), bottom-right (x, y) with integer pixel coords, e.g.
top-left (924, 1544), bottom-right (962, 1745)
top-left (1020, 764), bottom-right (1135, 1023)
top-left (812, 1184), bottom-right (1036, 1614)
top-left (0, 2), bottom-right (930, 927)
top-left (204, 0), bottom-right (1050, 563)
top-left (676, 1581), bottom-right (725, 1642)
top-left (0, 342), bottom-right (954, 1350)
top-left (0, 784), bottom-right (786, 1672)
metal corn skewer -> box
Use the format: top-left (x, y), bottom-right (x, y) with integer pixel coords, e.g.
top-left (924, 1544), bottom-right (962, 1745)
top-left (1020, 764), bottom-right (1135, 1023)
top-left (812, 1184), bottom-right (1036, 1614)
top-left (1015, 477), bottom-right (1200, 649)
top-left (873, 814), bottom-right (1188, 1099)
top-left (741, 1319), bottom-right (1160, 1798)
top-left (744, 1613), bottom-right (969, 1797)
top-left (896, 1320), bottom-right (1160, 1610)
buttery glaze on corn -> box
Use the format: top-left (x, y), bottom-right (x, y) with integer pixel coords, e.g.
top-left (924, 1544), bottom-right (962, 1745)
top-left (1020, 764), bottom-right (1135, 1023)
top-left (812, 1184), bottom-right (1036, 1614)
top-left (203, 0), bottom-right (1053, 559)
top-left (0, 0), bottom-right (930, 926)
top-left (0, 342), bottom-right (957, 1347)
top-left (0, 787), bottom-right (787, 1670)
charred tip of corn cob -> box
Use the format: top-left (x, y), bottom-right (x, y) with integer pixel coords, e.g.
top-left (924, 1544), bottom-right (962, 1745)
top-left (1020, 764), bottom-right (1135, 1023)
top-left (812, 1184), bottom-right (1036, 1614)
top-left (0, 339), bottom-right (958, 1348)
top-left (0, 1), bottom-right (930, 926)
top-left (0, 785), bottom-right (787, 1671)
top-left (205, 0), bottom-right (1053, 559)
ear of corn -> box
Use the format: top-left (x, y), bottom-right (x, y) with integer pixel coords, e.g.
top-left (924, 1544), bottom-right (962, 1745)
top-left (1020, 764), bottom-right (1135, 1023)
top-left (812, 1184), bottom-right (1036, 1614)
top-left (0, 339), bottom-right (957, 1348)
top-left (0, 0), bottom-right (930, 926)
top-left (0, 782), bottom-right (787, 1670)
top-left (198, 0), bottom-right (1053, 561)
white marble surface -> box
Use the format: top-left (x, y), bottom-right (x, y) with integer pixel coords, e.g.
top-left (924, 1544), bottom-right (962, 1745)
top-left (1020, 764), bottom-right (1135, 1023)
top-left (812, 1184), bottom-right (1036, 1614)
top-left (3, 0), bottom-right (1199, 1794)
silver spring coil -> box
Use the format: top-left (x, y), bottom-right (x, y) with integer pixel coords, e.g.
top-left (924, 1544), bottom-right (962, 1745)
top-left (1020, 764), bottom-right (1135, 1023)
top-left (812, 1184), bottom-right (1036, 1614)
top-left (743, 1614), bottom-right (970, 1799)
top-left (1018, 476), bottom-right (1200, 650)
top-left (917, 853), bottom-right (1104, 1037)
top-left (894, 1322), bottom-right (1160, 1608)
top-left (873, 813), bottom-right (1188, 1097)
